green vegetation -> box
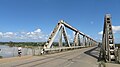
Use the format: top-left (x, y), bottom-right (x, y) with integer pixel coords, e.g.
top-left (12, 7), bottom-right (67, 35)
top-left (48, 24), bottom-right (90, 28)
top-left (0, 41), bottom-right (46, 48)
top-left (0, 42), bottom-right (73, 48)
top-left (116, 44), bottom-right (120, 48)
top-left (0, 56), bottom-right (2, 58)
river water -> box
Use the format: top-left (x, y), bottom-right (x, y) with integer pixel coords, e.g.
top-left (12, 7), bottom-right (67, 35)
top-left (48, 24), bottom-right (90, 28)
top-left (0, 45), bottom-right (33, 58)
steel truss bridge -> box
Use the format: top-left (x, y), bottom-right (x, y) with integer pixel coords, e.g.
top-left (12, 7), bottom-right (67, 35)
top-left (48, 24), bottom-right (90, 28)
top-left (43, 20), bottom-right (97, 51)
top-left (0, 14), bottom-right (120, 67)
top-left (42, 14), bottom-right (119, 63)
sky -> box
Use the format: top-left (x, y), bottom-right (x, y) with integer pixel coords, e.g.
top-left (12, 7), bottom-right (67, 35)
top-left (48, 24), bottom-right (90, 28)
top-left (0, 0), bottom-right (120, 43)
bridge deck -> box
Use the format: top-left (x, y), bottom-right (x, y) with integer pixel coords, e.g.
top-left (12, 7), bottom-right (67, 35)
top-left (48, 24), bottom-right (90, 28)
top-left (0, 47), bottom-right (102, 67)
top-left (106, 63), bottom-right (120, 67)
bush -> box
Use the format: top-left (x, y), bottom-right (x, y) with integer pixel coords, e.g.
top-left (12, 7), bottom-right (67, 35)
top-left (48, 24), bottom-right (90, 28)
top-left (0, 56), bottom-right (3, 58)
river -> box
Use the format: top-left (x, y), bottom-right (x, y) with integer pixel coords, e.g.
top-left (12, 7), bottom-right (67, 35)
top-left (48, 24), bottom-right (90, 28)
top-left (0, 45), bottom-right (33, 58)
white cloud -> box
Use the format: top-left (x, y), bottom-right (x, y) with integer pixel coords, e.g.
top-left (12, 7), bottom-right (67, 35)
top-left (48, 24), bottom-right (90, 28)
top-left (0, 32), bottom-right (3, 35)
top-left (98, 25), bottom-right (120, 43)
top-left (24, 29), bottom-right (45, 40)
top-left (0, 28), bottom-right (48, 42)
top-left (3, 32), bottom-right (17, 38)
top-left (34, 29), bottom-right (41, 33)
top-left (0, 32), bottom-right (3, 38)
top-left (98, 25), bottom-right (120, 35)
top-left (98, 31), bottom-right (103, 35)
top-left (112, 26), bottom-right (120, 33)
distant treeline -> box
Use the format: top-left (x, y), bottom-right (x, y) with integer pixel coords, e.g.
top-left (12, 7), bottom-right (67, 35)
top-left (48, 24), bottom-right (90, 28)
top-left (116, 44), bottom-right (120, 48)
top-left (0, 42), bottom-right (72, 47)
top-left (0, 41), bottom-right (45, 47)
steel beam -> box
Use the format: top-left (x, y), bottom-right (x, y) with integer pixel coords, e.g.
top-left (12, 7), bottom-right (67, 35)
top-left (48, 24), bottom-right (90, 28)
top-left (62, 24), bottom-right (71, 47)
top-left (59, 27), bottom-right (63, 47)
top-left (102, 14), bottom-right (116, 62)
top-left (73, 32), bottom-right (79, 46)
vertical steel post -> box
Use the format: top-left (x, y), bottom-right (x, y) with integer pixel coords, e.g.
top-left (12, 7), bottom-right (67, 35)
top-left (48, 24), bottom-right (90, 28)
top-left (59, 27), bottom-right (63, 47)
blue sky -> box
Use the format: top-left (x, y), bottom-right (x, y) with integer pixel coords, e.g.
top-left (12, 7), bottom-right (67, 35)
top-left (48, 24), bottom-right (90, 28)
top-left (0, 0), bottom-right (120, 43)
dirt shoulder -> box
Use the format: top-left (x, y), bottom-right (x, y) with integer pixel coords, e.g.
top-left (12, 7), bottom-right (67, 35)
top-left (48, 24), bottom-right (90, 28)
top-left (0, 55), bottom-right (33, 64)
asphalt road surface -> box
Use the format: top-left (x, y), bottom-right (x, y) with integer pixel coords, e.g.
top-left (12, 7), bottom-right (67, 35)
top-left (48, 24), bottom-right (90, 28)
top-left (0, 46), bottom-right (100, 67)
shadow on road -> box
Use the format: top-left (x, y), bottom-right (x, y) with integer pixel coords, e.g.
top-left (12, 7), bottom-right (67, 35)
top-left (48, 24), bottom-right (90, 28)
top-left (84, 47), bottom-right (99, 60)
